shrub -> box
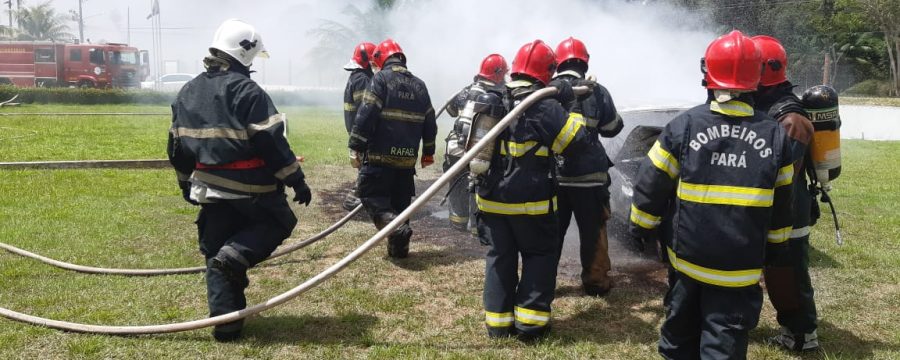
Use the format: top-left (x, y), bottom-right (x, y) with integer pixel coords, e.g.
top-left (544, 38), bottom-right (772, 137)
top-left (843, 80), bottom-right (893, 97)
top-left (0, 85), bottom-right (174, 105)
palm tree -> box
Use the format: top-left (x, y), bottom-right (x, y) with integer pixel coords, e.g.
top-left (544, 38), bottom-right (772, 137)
top-left (305, 0), bottom-right (397, 85)
top-left (14, 1), bottom-right (73, 42)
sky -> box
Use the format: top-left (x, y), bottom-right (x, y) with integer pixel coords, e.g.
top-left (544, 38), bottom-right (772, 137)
top-left (36, 0), bottom-right (718, 108)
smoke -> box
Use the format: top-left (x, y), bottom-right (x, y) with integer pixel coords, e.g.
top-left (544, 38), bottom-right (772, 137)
top-left (385, 0), bottom-right (717, 109)
top-left (69, 0), bottom-right (717, 108)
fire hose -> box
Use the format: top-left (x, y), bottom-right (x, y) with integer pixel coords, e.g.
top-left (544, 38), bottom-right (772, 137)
top-left (434, 95), bottom-right (454, 119)
top-left (0, 85), bottom-right (582, 335)
top-left (0, 204), bottom-right (364, 276)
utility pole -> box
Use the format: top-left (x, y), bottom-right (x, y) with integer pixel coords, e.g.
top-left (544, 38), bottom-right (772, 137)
top-left (126, 6), bottom-right (130, 44)
top-left (78, 0), bottom-right (84, 44)
top-left (4, 1), bottom-right (11, 29)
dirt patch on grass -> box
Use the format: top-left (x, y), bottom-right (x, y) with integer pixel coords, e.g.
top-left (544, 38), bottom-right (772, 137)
top-left (314, 168), bottom-right (666, 296)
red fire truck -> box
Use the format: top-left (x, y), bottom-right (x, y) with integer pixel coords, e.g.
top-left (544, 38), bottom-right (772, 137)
top-left (0, 41), bottom-right (144, 88)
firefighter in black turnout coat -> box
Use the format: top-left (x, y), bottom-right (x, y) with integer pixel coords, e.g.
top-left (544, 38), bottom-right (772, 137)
top-left (341, 42), bottom-right (376, 211)
top-left (348, 39), bottom-right (438, 259)
top-left (477, 40), bottom-right (590, 341)
top-left (551, 37), bottom-right (623, 296)
top-left (443, 54), bottom-right (509, 231)
top-left (629, 31), bottom-right (793, 359)
top-left (753, 35), bottom-right (820, 352)
top-left (167, 19), bottom-right (312, 342)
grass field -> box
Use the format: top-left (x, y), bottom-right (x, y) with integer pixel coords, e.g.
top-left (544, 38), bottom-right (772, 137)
top-left (841, 97), bottom-right (900, 107)
top-left (0, 104), bottom-right (899, 359)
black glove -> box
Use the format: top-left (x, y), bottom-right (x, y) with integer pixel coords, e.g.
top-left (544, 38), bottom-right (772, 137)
top-left (179, 181), bottom-right (199, 206)
top-left (628, 224), bottom-right (658, 253)
top-left (292, 181), bottom-right (312, 206)
top-left (548, 78), bottom-right (576, 107)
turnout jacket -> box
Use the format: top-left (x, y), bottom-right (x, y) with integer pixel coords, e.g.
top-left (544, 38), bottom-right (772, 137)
top-left (553, 71), bottom-right (623, 187)
top-left (630, 98), bottom-right (793, 288)
top-left (348, 59), bottom-right (438, 169)
top-left (343, 69), bottom-right (373, 134)
top-left (476, 80), bottom-right (590, 216)
top-left (167, 66), bottom-right (305, 195)
top-left (756, 83), bottom-right (815, 239)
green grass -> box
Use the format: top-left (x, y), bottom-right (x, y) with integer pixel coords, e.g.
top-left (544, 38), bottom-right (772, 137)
top-left (1, 105), bottom-right (899, 359)
top-left (841, 97), bottom-right (900, 107)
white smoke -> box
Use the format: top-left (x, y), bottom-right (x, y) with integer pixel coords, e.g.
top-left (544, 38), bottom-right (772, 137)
top-left (386, 0), bottom-right (716, 109)
top-left (65, 0), bottom-right (717, 108)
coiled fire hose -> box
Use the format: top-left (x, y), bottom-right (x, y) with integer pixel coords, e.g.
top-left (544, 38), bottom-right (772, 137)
top-left (0, 85), bottom-right (581, 335)
top-left (0, 205), bottom-right (363, 276)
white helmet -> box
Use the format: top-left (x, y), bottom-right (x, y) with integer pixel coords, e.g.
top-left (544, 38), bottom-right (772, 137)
top-left (209, 19), bottom-right (269, 67)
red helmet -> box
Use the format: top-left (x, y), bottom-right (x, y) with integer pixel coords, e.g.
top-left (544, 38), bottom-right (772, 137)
top-left (555, 37), bottom-right (590, 68)
top-left (373, 38), bottom-right (404, 69)
top-left (478, 54), bottom-right (509, 83)
top-left (703, 30), bottom-right (762, 91)
top-left (347, 42), bottom-right (376, 70)
top-left (752, 35), bottom-right (788, 87)
top-left (511, 40), bottom-right (557, 85)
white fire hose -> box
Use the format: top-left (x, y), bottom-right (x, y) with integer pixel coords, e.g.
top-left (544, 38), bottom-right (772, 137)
top-left (0, 205), bottom-right (363, 276)
top-left (0, 85), bottom-right (582, 335)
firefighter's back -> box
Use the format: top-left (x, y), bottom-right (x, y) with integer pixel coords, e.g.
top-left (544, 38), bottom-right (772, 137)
top-left (669, 104), bottom-right (790, 278)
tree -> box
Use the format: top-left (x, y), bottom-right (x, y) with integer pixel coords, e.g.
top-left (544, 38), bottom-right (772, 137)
top-left (306, 0), bottom-right (397, 85)
top-left (662, 0), bottom-right (892, 94)
top-left (13, 1), bottom-right (73, 42)
top-left (0, 24), bottom-right (14, 39)
top-left (856, 0), bottom-right (900, 96)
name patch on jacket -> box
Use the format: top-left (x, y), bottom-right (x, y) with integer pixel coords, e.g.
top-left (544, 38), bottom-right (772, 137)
top-left (390, 146), bottom-right (416, 157)
top-left (689, 124), bottom-right (773, 159)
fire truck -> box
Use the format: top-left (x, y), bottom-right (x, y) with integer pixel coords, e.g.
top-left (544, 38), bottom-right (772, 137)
top-left (0, 41), bottom-right (146, 88)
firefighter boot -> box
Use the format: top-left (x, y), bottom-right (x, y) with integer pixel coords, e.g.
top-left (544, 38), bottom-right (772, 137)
top-left (387, 223), bottom-right (412, 259)
top-left (374, 212), bottom-right (412, 258)
top-left (209, 246), bottom-right (250, 290)
top-left (768, 327), bottom-right (819, 352)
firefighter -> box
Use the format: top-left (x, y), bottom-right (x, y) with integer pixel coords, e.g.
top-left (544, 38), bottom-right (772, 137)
top-left (551, 37), bottom-right (623, 297)
top-left (443, 54), bottom-right (509, 232)
top-left (348, 38), bottom-right (438, 259)
top-left (629, 30), bottom-right (793, 359)
top-left (342, 42), bottom-right (377, 212)
top-left (477, 40), bottom-right (589, 341)
top-left (167, 19), bottom-right (312, 342)
top-left (753, 35), bottom-right (820, 352)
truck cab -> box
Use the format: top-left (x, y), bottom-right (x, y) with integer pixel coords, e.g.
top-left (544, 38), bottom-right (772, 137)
top-left (64, 44), bottom-right (140, 88)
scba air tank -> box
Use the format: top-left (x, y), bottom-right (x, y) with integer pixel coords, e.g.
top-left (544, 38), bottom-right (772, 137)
top-left (802, 85), bottom-right (842, 183)
top-left (465, 92), bottom-right (507, 176)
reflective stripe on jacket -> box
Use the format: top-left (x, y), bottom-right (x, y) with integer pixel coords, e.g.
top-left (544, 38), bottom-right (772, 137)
top-left (553, 72), bottom-right (622, 187)
top-left (629, 99), bottom-right (793, 288)
top-left (343, 69), bottom-right (373, 134)
top-left (477, 81), bottom-right (590, 216)
top-left (755, 82), bottom-right (815, 236)
top-left (167, 69), bottom-right (304, 195)
top-left (348, 60), bottom-right (438, 169)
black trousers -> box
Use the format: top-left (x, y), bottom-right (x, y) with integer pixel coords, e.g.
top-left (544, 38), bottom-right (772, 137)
top-left (358, 164), bottom-right (415, 230)
top-left (659, 271), bottom-right (763, 360)
top-left (479, 213), bottom-right (560, 337)
top-left (556, 185), bottom-right (612, 292)
top-left (764, 235), bottom-right (818, 335)
top-left (196, 192), bottom-right (297, 332)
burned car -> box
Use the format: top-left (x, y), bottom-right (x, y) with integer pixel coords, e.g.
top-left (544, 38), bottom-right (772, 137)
top-left (603, 107), bottom-right (687, 225)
